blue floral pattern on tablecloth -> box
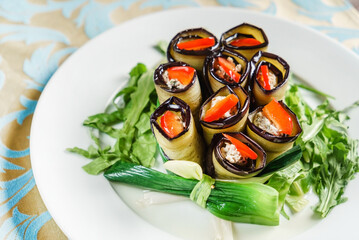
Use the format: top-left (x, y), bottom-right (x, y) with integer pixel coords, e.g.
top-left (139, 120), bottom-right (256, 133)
top-left (0, 0), bottom-right (358, 238)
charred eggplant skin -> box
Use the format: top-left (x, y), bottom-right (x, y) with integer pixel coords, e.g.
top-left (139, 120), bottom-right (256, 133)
top-left (167, 28), bottom-right (220, 72)
top-left (249, 51), bottom-right (290, 107)
top-left (203, 47), bottom-right (250, 94)
top-left (246, 101), bottom-right (302, 152)
top-left (205, 132), bottom-right (266, 179)
top-left (221, 23), bottom-right (269, 60)
top-left (150, 96), bottom-right (191, 141)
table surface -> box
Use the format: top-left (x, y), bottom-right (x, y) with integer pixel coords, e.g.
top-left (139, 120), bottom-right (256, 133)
top-left (0, 0), bottom-right (359, 239)
top-left (351, 0), bottom-right (359, 10)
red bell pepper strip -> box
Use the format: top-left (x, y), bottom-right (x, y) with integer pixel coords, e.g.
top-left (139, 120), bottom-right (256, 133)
top-left (259, 65), bottom-right (271, 90)
top-left (177, 37), bottom-right (215, 51)
top-left (262, 99), bottom-right (293, 135)
top-left (230, 38), bottom-right (261, 47)
top-left (167, 66), bottom-right (195, 86)
top-left (218, 57), bottom-right (241, 83)
top-left (223, 134), bottom-right (258, 160)
top-left (203, 94), bottom-right (239, 122)
top-left (160, 111), bottom-right (184, 138)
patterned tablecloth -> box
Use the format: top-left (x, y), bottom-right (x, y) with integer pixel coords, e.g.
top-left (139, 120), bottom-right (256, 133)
top-left (0, 0), bottom-right (359, 239)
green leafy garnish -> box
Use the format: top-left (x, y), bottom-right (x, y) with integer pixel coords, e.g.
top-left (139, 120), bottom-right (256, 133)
top-left (67, 63), bottom-right (158, 174)
top-left (154, 40), bottom-right (168, 55)
top-left (285, 172), bottom-right (310, 213)
top-left (285, 83), bottom-right (359, 217)
top-left (296, 83), bottom-right (335, 99)
top-left (267, 162), bottom-right (303, 211)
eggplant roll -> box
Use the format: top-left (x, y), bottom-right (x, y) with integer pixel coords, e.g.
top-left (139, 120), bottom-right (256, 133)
top-left (249, 51), bottom-right (290, 106)
top-left (221, 23), bottom-right (269, 60)
top-left (199, 85), bottom-right (249, 145)
top-left (167, 28), bottom-right (220, 73)
top-left (150, 97), bottom-right (204, 165)
top-left (206, 132), bottom-right (266, 179)
top-left (154, 62), bottom-right (202, 121)
top-left (246, 100), bottom-right (302, 154)
top-left (203, 47), bottom-right (250, 94)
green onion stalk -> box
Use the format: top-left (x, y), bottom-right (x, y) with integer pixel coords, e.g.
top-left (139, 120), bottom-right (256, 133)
top-left (104, 161), bottom-right (280, 226)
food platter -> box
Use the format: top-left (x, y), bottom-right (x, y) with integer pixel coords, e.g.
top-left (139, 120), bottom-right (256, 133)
top-left (30, 7), bottom-right (359, 240)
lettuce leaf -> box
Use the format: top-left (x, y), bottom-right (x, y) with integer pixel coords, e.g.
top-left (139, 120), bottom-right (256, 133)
top-left (68, 63), bottom-right (157, 174)
top-left (267, 162), bottom-right (303, 211)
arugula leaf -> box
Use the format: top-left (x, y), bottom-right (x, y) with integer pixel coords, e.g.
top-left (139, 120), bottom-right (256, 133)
top-left (68, 63), bottom-right (158, 174)
top-left (285, 83), bottom-right (359, 217)
top-left (296, 83), bottom-right (335, 99)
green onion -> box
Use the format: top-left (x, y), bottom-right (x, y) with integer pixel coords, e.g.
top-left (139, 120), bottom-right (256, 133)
top-left (257, 145), bottom-right (302, 177)
top-left (104, 161), bottom-right (280, 226)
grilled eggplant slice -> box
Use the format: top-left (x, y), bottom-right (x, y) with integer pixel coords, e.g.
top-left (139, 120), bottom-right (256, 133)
top-left (221, 23), bottom-right (268, 60)
top-left (150, 97), bottom-right (204, 165)
top-left (246, 100), bottom-right (302, 156)
top-left (167, 28), bottom-right (219, 74)
top-left (154, 62), bottom-right (202, 121)
top-left (206, 132), bottom-right (266, 179)
top-left (203, 47), bottom-right (250, 94)
top-left (199, 85), bottom-right (249, 145)
top-left (249, 51), bottom-right (290, 106)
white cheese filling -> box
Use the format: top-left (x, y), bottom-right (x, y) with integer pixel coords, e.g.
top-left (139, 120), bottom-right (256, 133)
top-left (267, 71), bottom-right (278, 89)
top-left (253, 111), bottom-right (281, 136)
top-left (221, 142), bottom-right (246, 164)
top-left (227, 57), bottom-right (242, 73)
top-left (215, 57), bottom-right (242, 81)
top-left (257, 68), bottom-right (278, 89)
top-left (162, 70), bottom-right (185, 89)
top-left (173, 113), bottom-right (186, 128)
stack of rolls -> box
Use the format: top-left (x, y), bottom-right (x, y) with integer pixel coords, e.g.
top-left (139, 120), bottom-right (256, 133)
top-left (151, 23), bottom-right (302, 177)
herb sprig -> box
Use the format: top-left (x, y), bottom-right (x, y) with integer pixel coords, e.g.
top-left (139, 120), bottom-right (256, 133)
top-left (285, 82), bottom-right (359, 217)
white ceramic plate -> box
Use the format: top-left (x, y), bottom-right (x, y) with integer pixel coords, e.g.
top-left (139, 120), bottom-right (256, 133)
top-left (30, 7), bottom-right (359, 240)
